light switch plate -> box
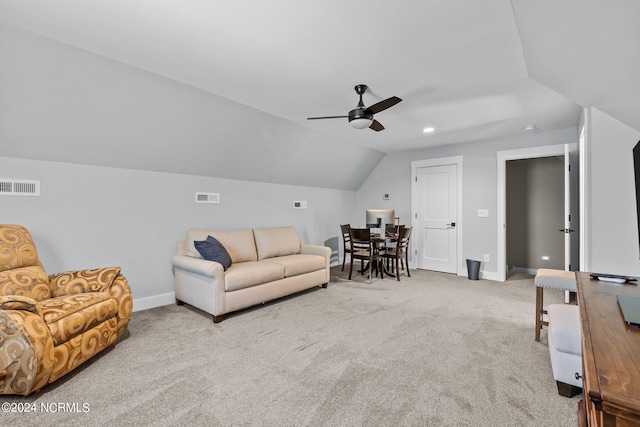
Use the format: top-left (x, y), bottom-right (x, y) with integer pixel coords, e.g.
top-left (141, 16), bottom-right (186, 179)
top-left (293, 201), bottom-right (307, 209)
top-left (477, 209), bottom-right (489, 217)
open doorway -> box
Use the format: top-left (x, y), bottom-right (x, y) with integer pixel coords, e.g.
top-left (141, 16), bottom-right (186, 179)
top-left (497, 144), bottom-right (579, 282)
top-left (505, 156), bottom-right (564, 280)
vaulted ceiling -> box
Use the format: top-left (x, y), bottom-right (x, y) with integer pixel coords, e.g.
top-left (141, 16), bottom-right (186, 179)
top-left (0, 0), bottom-right (582, 153)
top-left (1, 1), bottom-right (637, 190)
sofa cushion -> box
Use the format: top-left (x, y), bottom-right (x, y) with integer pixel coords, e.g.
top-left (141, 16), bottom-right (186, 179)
top-left (194, 236), bottom-right (232, 271)
top-left (37, 292), bottom-right (118, 346)
top-left (0, 266), bottom-right (51, 301)
top-left (186, 228), bottom-right (257, 263)
top-left (260, 254), bottom-right (326, 277)
top-left (253, 227), bottom-right (301, 260)
top-left (224, 261), bottom-right (284, 292)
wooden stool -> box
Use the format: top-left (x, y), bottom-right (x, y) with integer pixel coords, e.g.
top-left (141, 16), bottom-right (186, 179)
top-left (535, 268), bottom-right (577, 342)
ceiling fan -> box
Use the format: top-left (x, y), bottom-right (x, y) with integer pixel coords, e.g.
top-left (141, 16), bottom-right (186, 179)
top-left (307, 84), bottom-right (402, 132)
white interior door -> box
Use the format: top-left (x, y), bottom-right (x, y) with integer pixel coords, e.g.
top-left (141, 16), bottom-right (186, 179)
top-left (415, 164), bottom-right (457, 273)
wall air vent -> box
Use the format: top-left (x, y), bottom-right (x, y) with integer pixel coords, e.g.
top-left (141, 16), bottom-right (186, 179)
top-left (195, 192), bottom-right (220, 204)
top-left (0, 179), bottom-right (40, 196)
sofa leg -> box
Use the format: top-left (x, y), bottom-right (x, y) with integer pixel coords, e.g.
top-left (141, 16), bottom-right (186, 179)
top-left (556, 381), bottom-right (582, 397)
top-left (176, 299), bottom-right (185, 306)
top-left (212, 314), bottom-right (225, 324)
top-left (321, 283), bottom-right (328, 288)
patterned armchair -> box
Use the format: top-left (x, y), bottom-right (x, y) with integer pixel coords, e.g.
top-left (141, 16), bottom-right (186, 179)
top-left (0, 224), bottom-right (132, 395)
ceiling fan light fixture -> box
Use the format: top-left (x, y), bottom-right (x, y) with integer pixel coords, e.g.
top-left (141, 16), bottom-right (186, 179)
top-left (350, 117), bottom-right (374, 129)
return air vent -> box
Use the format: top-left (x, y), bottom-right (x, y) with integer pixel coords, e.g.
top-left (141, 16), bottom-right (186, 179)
top-left (0, 179), bottom-right (40, 196)
top-left (195, 192), bottom-right (220, 204)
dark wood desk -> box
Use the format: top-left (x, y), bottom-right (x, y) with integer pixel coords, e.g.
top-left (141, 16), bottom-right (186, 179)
top-left (577, 272), bottom-right (640, 426)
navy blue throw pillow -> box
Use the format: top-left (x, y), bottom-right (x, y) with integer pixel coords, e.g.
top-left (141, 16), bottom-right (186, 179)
top-left (194, 236), bottom-right (232, 271)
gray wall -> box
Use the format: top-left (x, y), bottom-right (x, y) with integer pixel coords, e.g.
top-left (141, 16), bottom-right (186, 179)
top-left (588, 108), bottom-right (640, 276)
top-left (355, 127), bottom-right (578, 276)
top-left (0, 156), bottom-right (358, 309)
top-left (506, 157), bottom-right (564, 271)
top-left (0, 21), bottom-right (384, 191)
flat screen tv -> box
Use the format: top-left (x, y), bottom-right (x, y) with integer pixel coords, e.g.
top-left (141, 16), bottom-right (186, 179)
top-left (634, 141), bottom-right (640, 258)
top-left (366, 209), bottom-right (395, 228)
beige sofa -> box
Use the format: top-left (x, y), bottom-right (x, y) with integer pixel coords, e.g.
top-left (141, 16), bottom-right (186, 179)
top-left (172, 226), bottom-right (330, 322)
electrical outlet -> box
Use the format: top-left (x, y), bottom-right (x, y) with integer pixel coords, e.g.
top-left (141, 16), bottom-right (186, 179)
top-left (483, 254), bottom-right (490, 262)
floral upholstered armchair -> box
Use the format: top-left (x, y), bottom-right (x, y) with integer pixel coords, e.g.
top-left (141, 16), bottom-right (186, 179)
top-left (0, 224), bottom-right (132, 395)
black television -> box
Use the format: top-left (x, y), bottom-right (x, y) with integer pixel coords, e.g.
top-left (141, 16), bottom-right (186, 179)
top-left (634, 140), bottom-right (640, 258)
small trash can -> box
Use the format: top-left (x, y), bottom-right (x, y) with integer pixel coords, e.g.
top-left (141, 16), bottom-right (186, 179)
top-left (466, 259), bottom-right (481, 280)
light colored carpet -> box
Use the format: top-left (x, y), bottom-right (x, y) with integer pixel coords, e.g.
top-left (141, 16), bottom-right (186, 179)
top-left (2, 267), bottom-right (578, 426)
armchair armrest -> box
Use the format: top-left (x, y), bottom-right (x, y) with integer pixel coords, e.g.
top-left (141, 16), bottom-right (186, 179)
top-left (48, 267), bottom-right (132, 337)
top-left (49, 267), bottom-right (122, 296)
top-left (0, 295), bottom-right (41, 316)
top-left (0, 310), bottom-right (54, 395)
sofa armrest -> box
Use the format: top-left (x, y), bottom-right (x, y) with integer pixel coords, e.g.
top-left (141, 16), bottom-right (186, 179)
top-left (172, 255), bottom-right (225, 281)
top-left (0, 295), bottom-right (41, 316)
top-left (301, 243), bottom-right (331, 259)
top-left (301, 244), bottom-right (331, 283)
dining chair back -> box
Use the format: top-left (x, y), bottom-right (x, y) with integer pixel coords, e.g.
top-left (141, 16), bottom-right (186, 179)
top-left (348, 228), bottom-right (382, 282)
top-left (383, 226), bottom-right (413, 281)
top-left (340, 224), bottom-right (353, 271)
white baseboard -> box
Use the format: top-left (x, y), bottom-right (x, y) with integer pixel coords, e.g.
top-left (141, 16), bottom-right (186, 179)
top-left (458, 269), bottom-right (502, 282)
top-left (133, 292), bottom-right (175, 312)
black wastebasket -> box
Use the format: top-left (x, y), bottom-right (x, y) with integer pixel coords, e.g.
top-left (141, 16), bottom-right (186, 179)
top-left (466, 259), bottom-right (481, 280)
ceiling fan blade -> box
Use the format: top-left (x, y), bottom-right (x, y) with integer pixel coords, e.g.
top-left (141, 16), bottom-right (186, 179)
top-left (369, 119), bottom-right (385, 132)
top-left (307, 115), bottom-right (348, 120)
top-left (364, 96), bottom-right (402, 115)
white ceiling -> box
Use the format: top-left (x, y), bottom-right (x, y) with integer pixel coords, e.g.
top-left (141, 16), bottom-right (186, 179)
top-left (0, 0), bottom-right (581, 153)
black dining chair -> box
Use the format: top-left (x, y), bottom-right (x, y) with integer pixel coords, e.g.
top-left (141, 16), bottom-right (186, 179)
top-left (340, 224), bottom-right (354, 271)
top-left (348, 227), bottom-right (383, 283)
top-left (382, 226), bottom-right (412, 281)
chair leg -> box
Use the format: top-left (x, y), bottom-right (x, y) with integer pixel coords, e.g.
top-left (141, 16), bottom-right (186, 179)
top-left (396, 257), bottom-right (400, 281)
top-left (405, 253), bottom-right (410, 277)
top-left (342, 250), bottom-right (346, 271)
top-left (349, 257), bottom-right (354, 280)
top-left (535, 286), bottom-right (543, 342)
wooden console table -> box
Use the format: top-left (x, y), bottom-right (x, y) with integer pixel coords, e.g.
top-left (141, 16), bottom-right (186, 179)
top-left (577, 272), bottom-right (640, 426)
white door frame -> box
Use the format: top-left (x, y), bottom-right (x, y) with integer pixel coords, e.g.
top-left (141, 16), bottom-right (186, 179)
top-left (496, 144), bottom-right (568, 282)
top-left (411, 156), bottom-right (463, 275)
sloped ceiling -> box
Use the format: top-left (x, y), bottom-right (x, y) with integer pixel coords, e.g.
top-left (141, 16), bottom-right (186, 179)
top-left (0, 0), bottom-right (580, 152)
top-left (512, 0), bottom-right (640, 133)
top-left (0, 0), bottom-right (604, 190)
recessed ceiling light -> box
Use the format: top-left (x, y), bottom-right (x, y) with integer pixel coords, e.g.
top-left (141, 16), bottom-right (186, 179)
top-left (523, 125), bottom-right (536, 131)
top-left (423, 127), bottom-right (435, 133)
